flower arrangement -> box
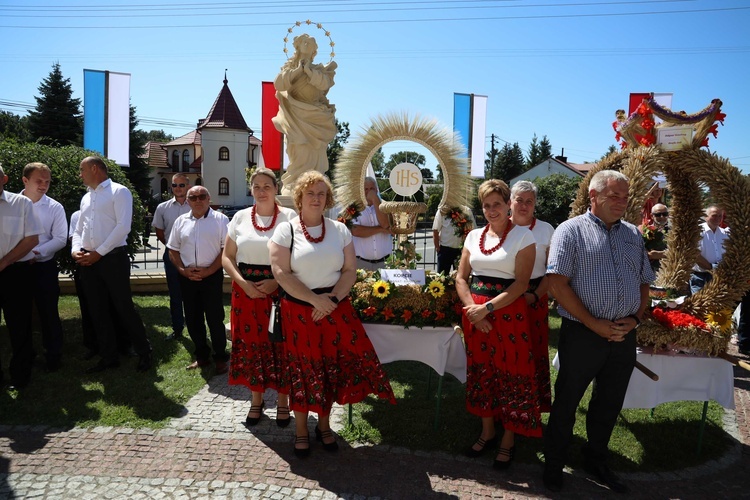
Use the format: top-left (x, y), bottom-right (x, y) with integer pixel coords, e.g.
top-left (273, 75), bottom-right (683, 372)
top-left (349, 270), bottom-right (462, 328)
top-left (385, 239), bottom-right (422, 269)
top-left (637, 300), bottom-right (734, 356)
top-left (336, 202), bottom-right (363, 229)
top-left (448, 207), bottom-right (473, 239)
top-left (640, 224), bottom-right (667, 252)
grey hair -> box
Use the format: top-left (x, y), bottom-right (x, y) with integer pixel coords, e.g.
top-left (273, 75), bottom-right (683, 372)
top-left (589, 170), bottom-right (628, 192)
top-left (705, 204), bottom-right (722, 215)
top-left (511, 180), bottom-right (538, 199)
top-left (364, 176), bottom-right (379, 193)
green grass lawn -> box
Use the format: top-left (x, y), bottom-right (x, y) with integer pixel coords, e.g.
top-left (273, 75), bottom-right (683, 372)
top-left (0, 296), bottom-right (734, 471)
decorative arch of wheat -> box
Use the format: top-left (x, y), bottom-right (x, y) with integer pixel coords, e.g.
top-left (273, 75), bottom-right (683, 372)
top-left (333, 112), bottom-right (471, 212)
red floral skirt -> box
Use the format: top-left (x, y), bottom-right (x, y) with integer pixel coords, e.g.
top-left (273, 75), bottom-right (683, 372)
top-left (528, 294), bottom-right (552, 412)
top-left (463, 293), bottom-right (543, 437)
top-left (281, 297), bottom-right (396, 414)
top-left (228, 282), bottom-right (289, 393)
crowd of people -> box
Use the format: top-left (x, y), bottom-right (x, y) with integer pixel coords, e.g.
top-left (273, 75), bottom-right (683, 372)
top-left (2, 156), bottom-right (748, 493)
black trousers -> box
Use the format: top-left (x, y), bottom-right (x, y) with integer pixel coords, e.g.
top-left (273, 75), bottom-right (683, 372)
top-left (437, 245), bottom-right (461, 275)
top-left (31, 259), bottom-right (63, 362)
top-left (0, 261), bottom-right (34, 386)
top-left (78, 248), bottom-right (151, 364)
top-left (544, 317), bottom-right (636, 469)
top-left (179, 269), bottom-right (227, 363)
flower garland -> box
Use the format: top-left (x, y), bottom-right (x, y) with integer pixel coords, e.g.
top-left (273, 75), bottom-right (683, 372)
top-left (350, 270), bottom-right (462, 328)
top-left (448, 207), bottom-right (473, 239)
top-left (336, 202), bottom-right (362, 229)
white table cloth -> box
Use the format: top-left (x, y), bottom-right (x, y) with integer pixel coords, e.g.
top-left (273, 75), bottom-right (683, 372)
top-left (553, 347), bottom-right (735, 409)
top-left (363, 323), bottom-right (467, 383)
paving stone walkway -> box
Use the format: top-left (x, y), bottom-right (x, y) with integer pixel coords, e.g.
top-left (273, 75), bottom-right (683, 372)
top-left (1, 348), bottom-right (749, 499)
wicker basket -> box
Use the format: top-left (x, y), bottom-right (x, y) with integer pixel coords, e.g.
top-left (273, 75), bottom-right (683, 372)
top-left (379, 201), bottom-right (428, 234)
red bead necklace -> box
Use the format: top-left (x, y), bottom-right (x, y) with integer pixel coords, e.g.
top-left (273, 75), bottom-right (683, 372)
top-left (529, 217), bottom-right (536, 231)
top-left (251, 204), bottom-right (279, 232)
top-left (479, 221), bottom-right (513, 255)
top-left (300, 216), bottom-right (326, 243)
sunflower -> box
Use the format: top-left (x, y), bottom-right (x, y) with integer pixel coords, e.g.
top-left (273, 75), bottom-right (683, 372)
top-left (705, 309), bottom-right (735, 332)
top-left (427, 280), bottom-right (445, 298)
top-left (372, 280), bottom-right (391, 299)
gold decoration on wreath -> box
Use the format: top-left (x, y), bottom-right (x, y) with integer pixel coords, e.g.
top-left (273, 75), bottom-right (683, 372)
top-left (570, 100), bottom-right (750, 356)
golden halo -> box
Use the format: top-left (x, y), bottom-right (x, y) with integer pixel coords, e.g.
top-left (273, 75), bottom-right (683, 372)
top-left (282, 20), bottom-right (335, 62)
top-left (333, 112), bottom-right (472, 213)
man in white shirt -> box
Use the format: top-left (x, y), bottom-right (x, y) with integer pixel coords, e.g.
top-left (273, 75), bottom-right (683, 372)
top-left (21, 163), bottom-right (67, 372)
top-left (432, 205), bottom-right (476, 275)
top-left (168, 186), bottom-right (230, 374)
top-left (351, 177), bottom-right (392, 271)
top-left (72, 156), bottom-right (152, 374)
top-left (152, 173), bottom-right (191, 340)
top-left (690, 205), bottom-right (729, 295)
top-left (0, 164), bottom-right (43, 389)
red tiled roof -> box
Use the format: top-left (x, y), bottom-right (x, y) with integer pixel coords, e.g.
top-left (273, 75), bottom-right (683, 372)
top-left (570, 162), bottom-right (596, 174)
top-left (165, 130), bottom-right (201, 147)
top-left (140, 141), bottom-right (168, 168)
top-left (198, 77), bottom-right (252, 133)
top-left (189, 156), bottom-right (202, 171)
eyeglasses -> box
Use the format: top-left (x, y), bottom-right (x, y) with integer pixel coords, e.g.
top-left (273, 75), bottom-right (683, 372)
top-left (653, 212), bottom-right (669, 217)
top-left (187, 194), bottom-right (208, 201)
top-left (172, 183), bottom-right (186, 188)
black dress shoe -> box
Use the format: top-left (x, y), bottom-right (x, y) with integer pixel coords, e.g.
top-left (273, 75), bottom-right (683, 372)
top-left (465, 435), bottom-right (498, 458)
top-left (85, 360), bottom-right (120, 374)
top-left (583, 461), bottom-right (629, 494)
top-left (136, 353), bottom-right (152, 372)
top-left (543, 466), bottom-right (564, 492)
top-left (244, 401), bottom-right (265, 426)
top-left (315, 426), bottom-right (339, 452)
top-left (294, 435), bottom-right (310, 458)
top-left (492, 446), bottom-right (515, 470)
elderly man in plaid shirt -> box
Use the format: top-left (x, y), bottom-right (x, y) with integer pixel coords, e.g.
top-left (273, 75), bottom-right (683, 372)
top-left (543, 170), bottom-right (654, 494)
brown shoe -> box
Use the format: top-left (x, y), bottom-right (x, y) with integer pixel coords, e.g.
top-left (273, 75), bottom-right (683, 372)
top-left (186, 360), bottom-right (210, 370)
top-left (215, 361), bottom-right (228, 375)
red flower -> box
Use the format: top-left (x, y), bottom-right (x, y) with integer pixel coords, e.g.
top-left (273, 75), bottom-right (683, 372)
top-left (435, 311), bottom-right (445, 321)
top-left (363, 306), bottom-right (377, 317)
top-left (715, 111), bottom-right (726, 124)
top-left (709, 124), bottom-right (719, 138)
top-left (382, 308), bottom-right (395, 321)
top-left (347, 206), bottom-right (358, 215)
top-left (637, 102), bottom-right (651, 116)
top-left (401, 309), bottom-right (413, 322)
top-left (701, 137), bottom-right (709, 148)
top-left (641, 118), bottom-right (655, 130)
top-left (651, 307), bottom-right (708, 330)
top-left (421, 309), bottom-right (431, 319)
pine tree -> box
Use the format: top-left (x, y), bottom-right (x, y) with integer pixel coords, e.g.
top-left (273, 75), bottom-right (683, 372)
top-left (493, 143), bottom-right (526, 182)
top-left (27, 62), bottom-right (82, 146)
top-left (526, 134), bottom-right (553, 170)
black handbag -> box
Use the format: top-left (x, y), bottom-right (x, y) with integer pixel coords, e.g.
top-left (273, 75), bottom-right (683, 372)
top-left (267, 222), bottom-right (293, 343)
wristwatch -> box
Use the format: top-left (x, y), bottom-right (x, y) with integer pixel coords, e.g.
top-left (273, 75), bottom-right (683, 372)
top-left (485, 302), bottom-right (495, 313)
top-left (627, 314), bottom-right (641, 328)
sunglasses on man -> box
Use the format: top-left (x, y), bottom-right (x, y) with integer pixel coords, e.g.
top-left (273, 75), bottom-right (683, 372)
top-left (172, 183), bottom-right (187, 188)
top-left (653, 212), bottom-right (668, 217)
top-left (187, 194), bottom-right (208, 201)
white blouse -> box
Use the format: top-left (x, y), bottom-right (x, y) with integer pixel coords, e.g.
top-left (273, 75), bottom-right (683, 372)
top-left (465, 224), bottom-right (536, 279)
top-left (227, 206), bottom-right (296, 266)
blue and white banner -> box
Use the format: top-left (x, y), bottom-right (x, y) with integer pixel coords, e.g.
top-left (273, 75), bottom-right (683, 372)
top-left (453, 93), bottom-right (488, 178)
top-left (83, 69), bottom-right (131, 166)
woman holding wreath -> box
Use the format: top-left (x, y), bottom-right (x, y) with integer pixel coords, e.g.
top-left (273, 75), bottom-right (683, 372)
top-left (456, 179), bottom-right (540, 470)
top-left (269, 171), bottom-right (395, 458)
top-left (222, 167), bottom-right (297, 427)
top-left (509, 180), bottom-right (554, 412)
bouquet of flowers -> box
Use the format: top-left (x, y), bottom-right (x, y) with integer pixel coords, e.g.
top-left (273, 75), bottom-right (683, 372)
top-left (640, 223), bottom-right (666, 252)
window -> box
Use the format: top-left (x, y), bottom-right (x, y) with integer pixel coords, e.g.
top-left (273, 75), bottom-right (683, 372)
top-left (160, 178), bottom-right (168, 196)
top-left (219, 177), bottom-right (229, 196)
top-left (219, 146), bottom-right (230, 161)
top-left (182, 149), bottom-right (190, 171)
top-left (195, 177), bottom-right (203, 186)
top-left (171, 151), bottom-right (179, 172)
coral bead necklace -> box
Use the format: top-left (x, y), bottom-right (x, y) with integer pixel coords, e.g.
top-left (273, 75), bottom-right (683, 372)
top-left (251, 204), bottom-right (279, 232)
top-left (300, 215), bottom-right (326, 243)
top-left (479, 221), bottom-right (513, 255)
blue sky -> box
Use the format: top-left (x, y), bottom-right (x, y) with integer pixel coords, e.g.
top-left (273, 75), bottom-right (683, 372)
top-left (2, 0), bottom-right (749, 173)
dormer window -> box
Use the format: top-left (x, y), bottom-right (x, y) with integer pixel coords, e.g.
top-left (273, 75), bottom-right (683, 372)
top-left (219, 147), bottom-right (230, 161)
